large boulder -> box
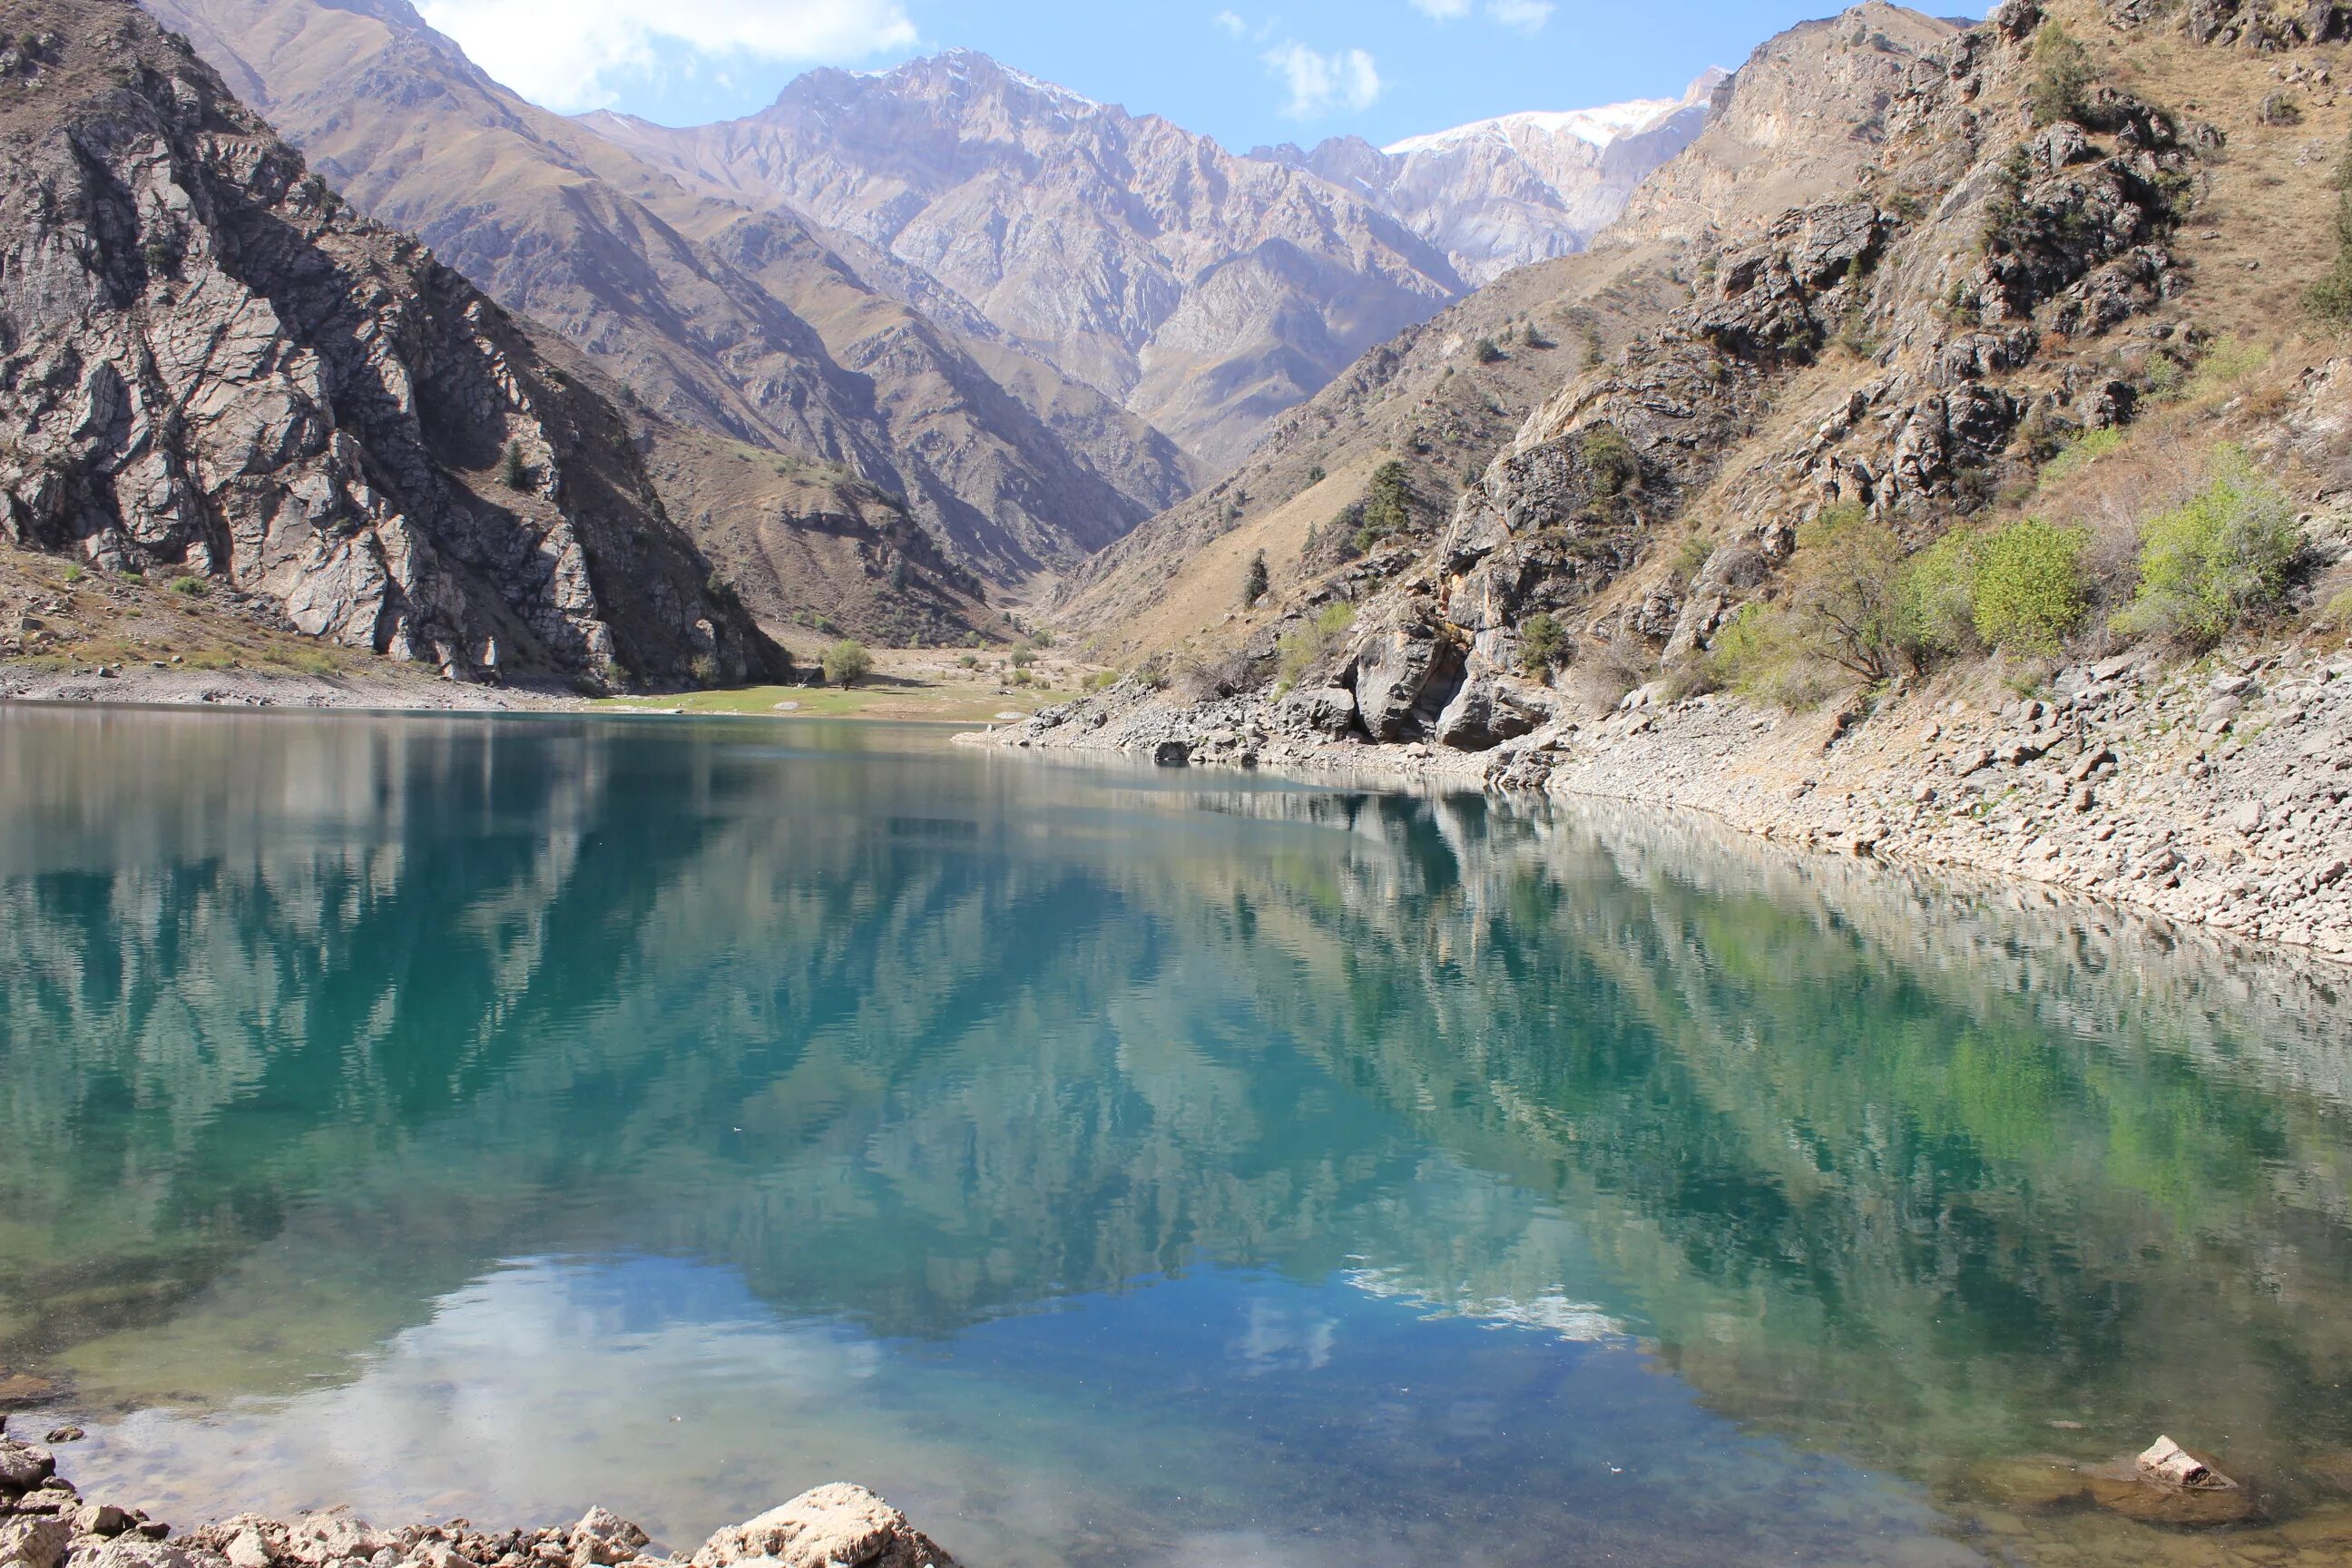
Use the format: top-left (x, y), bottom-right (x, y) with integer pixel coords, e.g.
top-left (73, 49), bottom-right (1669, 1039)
top-left (1435, 677), bottom-right (1546, 752)
top-left (1277, 684), bottom-right (1359, 738)
top-left (693, 1485), bottom-right (957, 1568)
top-left (1347, 603), bottom-right (1465, 742)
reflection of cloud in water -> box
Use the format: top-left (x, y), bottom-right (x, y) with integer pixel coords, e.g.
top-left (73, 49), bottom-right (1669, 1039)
top-left (1232, 1298), bottom-right (1337, 1373)
top-left (1340, 1265), bottom-right (1631, 1345)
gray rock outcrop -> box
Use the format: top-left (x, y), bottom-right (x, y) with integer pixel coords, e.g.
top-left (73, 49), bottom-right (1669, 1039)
top-left (0, 0), bottom-right (773, 687)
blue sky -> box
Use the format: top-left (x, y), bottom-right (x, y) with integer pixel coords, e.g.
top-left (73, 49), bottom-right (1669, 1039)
top-left (416, 0), bottom-right (1991, 148)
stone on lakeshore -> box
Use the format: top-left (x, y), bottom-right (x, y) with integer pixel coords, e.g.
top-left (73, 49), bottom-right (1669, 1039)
top-left (220, 1531), bottom-right (270, 1568)
top-left (693, 1485), bottom-right (959, 1568)
top-left (0, 1518), bottom-right (72, 1568)
top-left (0, 1446), bottom-right (54, 1495)
top-left (70, 1507), bottom-right (130, 1540)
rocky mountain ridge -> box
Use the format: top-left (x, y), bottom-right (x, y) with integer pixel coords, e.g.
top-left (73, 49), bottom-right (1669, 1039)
top-left (993, 0), bottom-right (2352, 960)
top-left (580, 50), bottom-right (1475, 469)
top-left (1255, 73), bottom-right (1724, 287)
top-left (0, 0), bottom-right (772, 688)
top-left (1048, 4), bottom-right (1960, 660)
top-left (139, 0), bottom-right (1200, 592)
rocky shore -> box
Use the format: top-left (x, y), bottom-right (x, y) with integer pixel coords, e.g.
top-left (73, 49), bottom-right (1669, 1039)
top-left (0, 665), bottom-right (583, 712)
top-left (0, 1425), bottom-right (958, 1568)
top-left (965, 636), bottom-right (2352, 963)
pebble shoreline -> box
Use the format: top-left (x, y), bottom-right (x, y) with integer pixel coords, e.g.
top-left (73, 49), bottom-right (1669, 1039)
top-left (967, 639), bottom-right (2352, 964)
top-left (0, 1425), bottom-right (956, 1568)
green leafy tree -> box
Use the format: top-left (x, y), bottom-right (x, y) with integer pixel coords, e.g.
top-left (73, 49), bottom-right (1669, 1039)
top-left (821, 639), bottom-right (872, 689)
top-left (1518, 612), bottom-right (1567, 677)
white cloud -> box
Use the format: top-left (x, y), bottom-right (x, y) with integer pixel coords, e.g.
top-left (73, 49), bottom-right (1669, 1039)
top-left (1409, 0), bottom-right (1552, 30)
top-left (414, 0), bottom-right (918, 112)
top-left (1213, 8), bottom-right (1250, 35)
top-left (1260, 41), bottom-right (1382, 120)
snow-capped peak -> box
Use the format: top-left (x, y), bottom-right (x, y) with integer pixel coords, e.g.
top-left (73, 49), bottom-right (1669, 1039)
top-left (1381, 73), bottom-right (1721, 158)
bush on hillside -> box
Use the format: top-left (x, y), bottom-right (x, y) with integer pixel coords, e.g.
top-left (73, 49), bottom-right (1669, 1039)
top-left (1788, 502), bottom-right (1910, 681)
top-left (1242, 549), bottom-right (1269, 608)
top-left (2027, 23), bottom-right (2096, 128)
top-left (1971, 517), bottom-right (2090, 655)
top-left (1580, 426), bottom-right (1643, 498)
top-left (2114, 449), bottom-right (2303, 648)
top-left (498, 440), bottom-right (530, 492)
top-left (1518, 612), bottom-right (1566, 677)
top-left (1276, 602), bottom-right (1357, 692)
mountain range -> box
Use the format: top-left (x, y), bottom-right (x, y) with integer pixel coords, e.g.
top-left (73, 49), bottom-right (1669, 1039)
top-left (128, 3), bottom-right (1717, 581)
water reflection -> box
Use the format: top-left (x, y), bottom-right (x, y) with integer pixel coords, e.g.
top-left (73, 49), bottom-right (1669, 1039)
top-left (4, 708), bottom-right (2351, 1566)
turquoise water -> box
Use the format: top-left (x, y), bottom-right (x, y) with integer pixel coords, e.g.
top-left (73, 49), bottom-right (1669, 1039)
top-left (5, 708), bottom-right (2352, 1567)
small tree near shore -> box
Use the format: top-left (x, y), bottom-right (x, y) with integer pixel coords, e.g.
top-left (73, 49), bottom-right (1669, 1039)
top-left (822, 639), bottom-right (872, 689)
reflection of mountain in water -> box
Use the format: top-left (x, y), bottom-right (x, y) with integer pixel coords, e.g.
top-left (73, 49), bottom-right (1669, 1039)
top-left (5, 709), bottom-right (2352, 1500)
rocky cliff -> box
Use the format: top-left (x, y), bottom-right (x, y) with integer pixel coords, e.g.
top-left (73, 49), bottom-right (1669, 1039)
top-left (1258, 75), bottom-right (1723, 287)
top-left (583, 51), bottom-right (1473, 470)
top-left (142, 0), bottom-right (1200, 588)
top-left (1048, 7), bottom-right (1955, 662)
top-left (995, 0), bottom-right (2352, 958)
top-left (0, 0), bottom-right (772, 687)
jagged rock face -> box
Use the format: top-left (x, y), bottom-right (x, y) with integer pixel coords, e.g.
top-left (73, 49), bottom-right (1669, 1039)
top-left (141, 0), bottom-right (1199, 589)
top-left (1253, 76), bottom-right (1722, 289)
top-left (0, 0), bottom-right (770, 685)
top-left (583, 51), bottom-right (1469, 469)
top-left (1161, 0), bottom-right (2211, 751)
top-left (1612, 4), bottom-right (1962, 247)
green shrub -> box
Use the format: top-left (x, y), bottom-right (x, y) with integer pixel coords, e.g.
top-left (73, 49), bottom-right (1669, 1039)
top-left (1891, 532), bottom-right (1981, 667)
top-left (821, 639), bottom-right (872, 688)
top-left (1276, 602), bottom-right (1357, 692)
top-left (1788, 502), bottom-right (1908, 680)
top-left (1519, 612), bottom-right (1566, 676)
top-left (62, 564), bottom-right (84, 583)
top-left (1972, 517), bottom-right (2089, 655)
top-left (1242, 549), bottom-right (1269, 608)
top-left (1580, 426), bottom-right (1642, 497)
top-left (2039, 426), bottom-right (2126, 485)
top-left (689, 653), bottom-right (720, 688)
top-left (170, 575), bottom-right (207, 597)
top-left (1011, 647), bottom-right (1035, 670)
top-left (1304, 464), bottom-right (1326, 485)
top-left (498, 440), bottom-right (530, 491)
top-left (2027, 23), bottom-right (2096, 127)
top-left (1472, 337), bottom-right (1505, 365)
top-left (958, 652), bottom-right (979, 670)
top-left (2115, 449), bottom-right (2302, 648)
top-left (1704, 604), bottom-right (1834, 710)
